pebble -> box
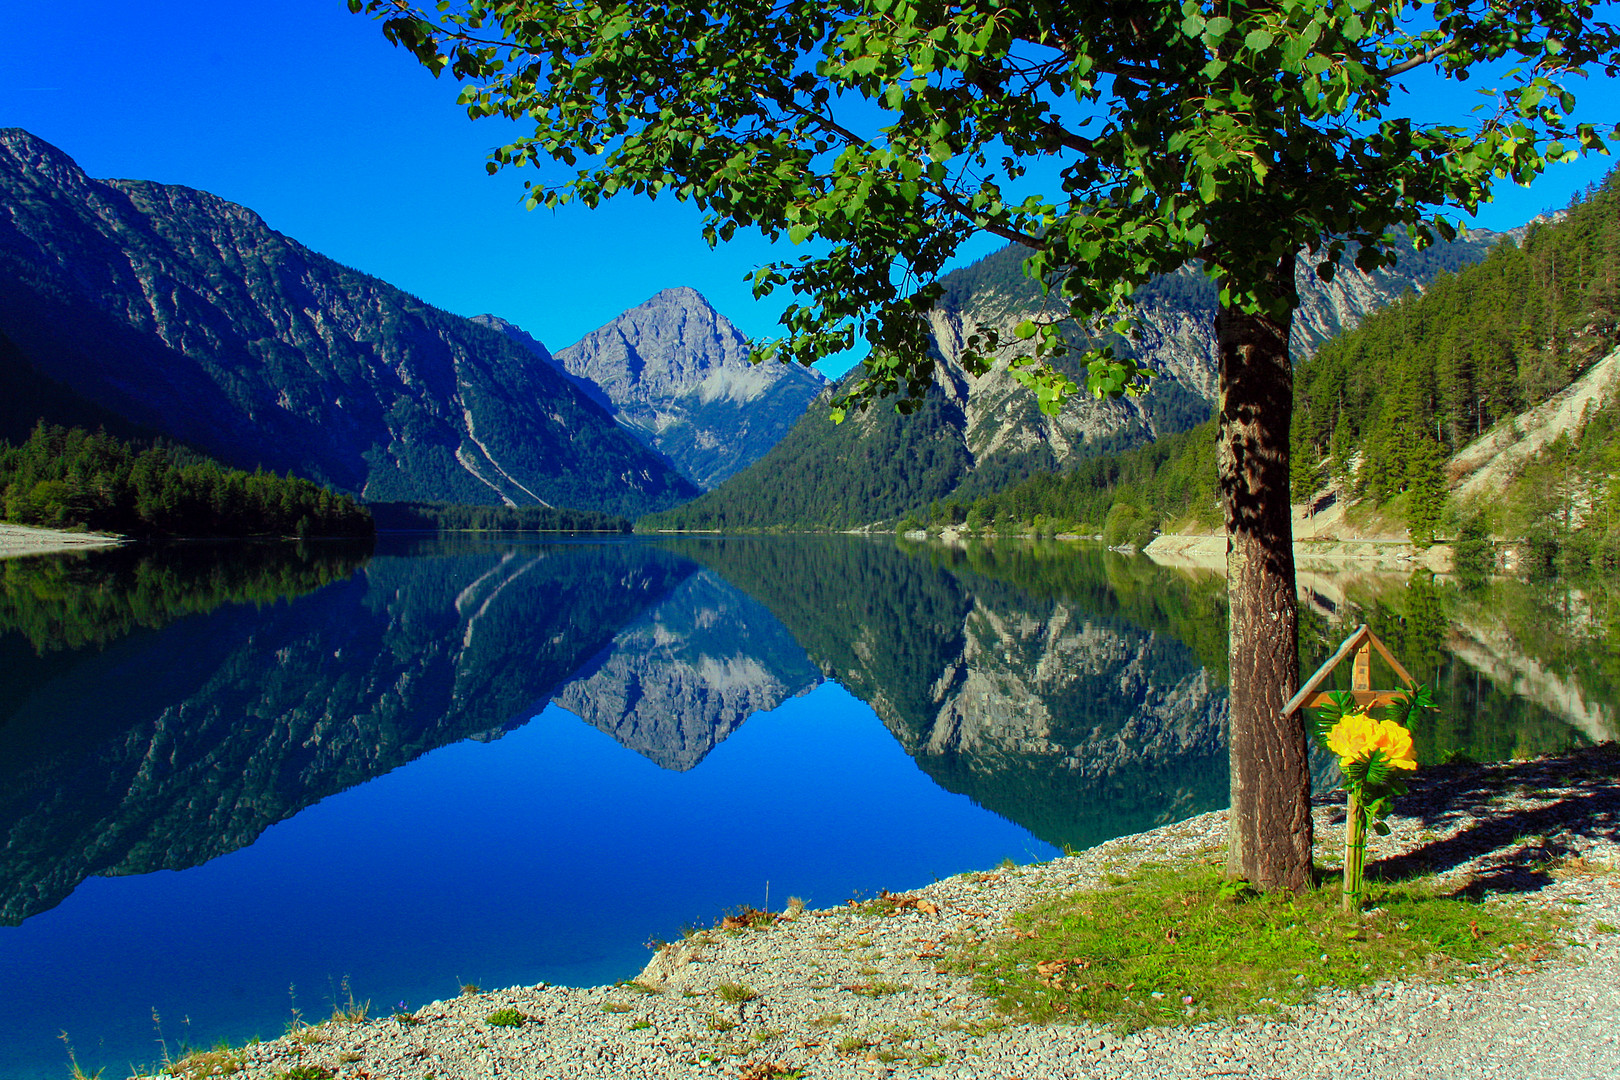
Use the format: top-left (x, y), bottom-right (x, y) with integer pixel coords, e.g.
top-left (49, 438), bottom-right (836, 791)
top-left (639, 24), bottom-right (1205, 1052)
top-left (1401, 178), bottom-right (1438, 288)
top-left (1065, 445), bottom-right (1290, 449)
top-left (178, 747), bottom-right (1620, 1080)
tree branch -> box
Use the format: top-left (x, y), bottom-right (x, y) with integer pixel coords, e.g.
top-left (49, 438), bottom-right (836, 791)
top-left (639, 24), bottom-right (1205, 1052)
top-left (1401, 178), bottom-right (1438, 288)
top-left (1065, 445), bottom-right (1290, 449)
top-left (1375, 42), bottom-right (1454, 80)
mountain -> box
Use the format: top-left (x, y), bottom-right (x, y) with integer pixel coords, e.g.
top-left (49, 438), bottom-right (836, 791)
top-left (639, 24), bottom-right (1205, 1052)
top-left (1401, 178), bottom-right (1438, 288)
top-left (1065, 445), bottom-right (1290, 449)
top-left (0, 539), bottom-right (695, 924)
top-left (546, 287), bottom-right (827, 489)
top-left (0, 128), bottom-right (698, 516)
top-left (551, 568), bottom-right (821, 770)
top-left (1288, 171), bottom-right (1620, 566)
top-left (676, 536), bottom-right (1235, 851)
top-left (643, 232), bottom-right (1501, 530)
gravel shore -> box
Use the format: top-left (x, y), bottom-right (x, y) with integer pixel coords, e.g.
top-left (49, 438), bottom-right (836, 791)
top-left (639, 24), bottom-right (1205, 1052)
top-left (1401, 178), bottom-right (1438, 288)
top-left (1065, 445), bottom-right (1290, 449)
top-left (0, 522), bottom-right (126, 559)
top-left (203, 746), bottom-right (1620, 1080)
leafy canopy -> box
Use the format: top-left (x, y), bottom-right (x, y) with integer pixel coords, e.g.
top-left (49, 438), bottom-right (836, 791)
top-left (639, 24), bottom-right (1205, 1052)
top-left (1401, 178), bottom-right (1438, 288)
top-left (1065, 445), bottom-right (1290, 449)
top-left (354, 0), bottom-right (1619, 416)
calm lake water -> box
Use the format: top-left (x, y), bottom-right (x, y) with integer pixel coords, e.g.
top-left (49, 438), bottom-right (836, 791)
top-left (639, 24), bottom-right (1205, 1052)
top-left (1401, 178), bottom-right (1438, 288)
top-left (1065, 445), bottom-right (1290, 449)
top-left (1, 535), bottom-right (1612, 1079)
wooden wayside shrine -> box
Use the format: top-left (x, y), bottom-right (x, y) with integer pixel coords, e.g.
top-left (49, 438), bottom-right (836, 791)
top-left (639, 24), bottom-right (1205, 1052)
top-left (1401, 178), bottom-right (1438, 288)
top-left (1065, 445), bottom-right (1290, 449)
top-left (1280, 624), bottom-right (1416, 719)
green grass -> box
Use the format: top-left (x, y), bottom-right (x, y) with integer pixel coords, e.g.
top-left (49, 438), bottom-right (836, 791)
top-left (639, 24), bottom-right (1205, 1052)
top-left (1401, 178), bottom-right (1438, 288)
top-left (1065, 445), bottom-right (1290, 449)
top-left (484, 1008), bottom-right (526, 1028)
top-left (846, 981), bottom-right (910, 998)
top-left (951, 860), bottom-right (1558, 1031)
top-left (276, 1068), bottom-right (332, 1080)
top-left (715, 981), bottom-right (759, 1003)
top-left (166, 1047), bottom-right (245, 1079)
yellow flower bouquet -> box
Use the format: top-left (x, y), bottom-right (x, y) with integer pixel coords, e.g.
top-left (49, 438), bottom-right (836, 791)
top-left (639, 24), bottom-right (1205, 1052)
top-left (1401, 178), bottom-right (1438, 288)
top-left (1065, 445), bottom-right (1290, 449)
top-left (1313, 685), bottom-right (1435, 911)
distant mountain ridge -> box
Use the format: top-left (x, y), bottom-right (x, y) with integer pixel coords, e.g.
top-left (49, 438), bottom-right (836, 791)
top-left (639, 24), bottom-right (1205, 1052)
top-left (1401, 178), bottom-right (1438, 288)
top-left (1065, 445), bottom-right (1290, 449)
top-left (646, 231), bottom-right (1503, 530)
top-left (0, 128), bottom-right (698, 516)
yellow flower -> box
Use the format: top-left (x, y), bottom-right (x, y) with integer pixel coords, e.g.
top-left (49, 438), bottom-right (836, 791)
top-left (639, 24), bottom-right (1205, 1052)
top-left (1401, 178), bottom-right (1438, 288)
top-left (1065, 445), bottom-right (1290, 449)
top-left (1325, 710), bottom-right (1380, 766)
top-left (1326, 711), bottom-right (1418, 771)
top-left (1371, 718), bottom-right (1418, 770)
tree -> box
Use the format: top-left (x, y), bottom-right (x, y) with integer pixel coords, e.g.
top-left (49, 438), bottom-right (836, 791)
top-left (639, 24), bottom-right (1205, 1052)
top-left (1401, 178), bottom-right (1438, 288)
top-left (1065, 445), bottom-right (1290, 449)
top-left (354, 0), bottom-right (1619, 889)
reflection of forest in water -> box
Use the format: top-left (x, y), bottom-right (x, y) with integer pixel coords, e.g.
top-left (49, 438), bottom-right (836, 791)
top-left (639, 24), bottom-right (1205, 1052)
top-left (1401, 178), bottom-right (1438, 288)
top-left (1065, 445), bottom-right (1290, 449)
top-left (1, 535), bottom-right (1612, 926)
top-left (1291, 568), bottom-right (1619, 762)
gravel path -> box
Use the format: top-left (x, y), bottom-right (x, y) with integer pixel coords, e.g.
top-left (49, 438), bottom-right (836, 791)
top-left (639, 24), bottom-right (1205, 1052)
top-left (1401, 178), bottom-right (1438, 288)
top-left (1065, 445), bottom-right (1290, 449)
top-left (200, 746), bottom-right (1620, 1080)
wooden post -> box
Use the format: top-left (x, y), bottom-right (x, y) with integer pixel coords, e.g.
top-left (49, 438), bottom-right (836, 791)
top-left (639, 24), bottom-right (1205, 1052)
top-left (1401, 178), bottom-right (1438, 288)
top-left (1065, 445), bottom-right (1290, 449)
top-left (1343, 787), bottom-right (1366, 912)
top-left (1352, 641), bottom-right (1371, 694)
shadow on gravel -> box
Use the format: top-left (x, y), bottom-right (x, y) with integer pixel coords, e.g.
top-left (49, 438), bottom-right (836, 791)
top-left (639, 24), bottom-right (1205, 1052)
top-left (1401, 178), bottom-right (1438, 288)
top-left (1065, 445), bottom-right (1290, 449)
top-left (1346, 743), bottom-right (1620, 896)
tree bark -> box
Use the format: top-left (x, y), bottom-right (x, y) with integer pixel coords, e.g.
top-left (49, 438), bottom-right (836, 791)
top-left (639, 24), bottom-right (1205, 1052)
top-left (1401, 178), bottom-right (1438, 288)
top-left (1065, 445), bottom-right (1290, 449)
top-left (1218, 255), bottom-right (1312, 892)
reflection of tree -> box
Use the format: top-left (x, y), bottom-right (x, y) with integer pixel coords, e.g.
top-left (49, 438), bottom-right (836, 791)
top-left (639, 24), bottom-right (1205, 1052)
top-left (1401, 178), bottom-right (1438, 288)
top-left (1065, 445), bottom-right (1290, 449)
top-left (0, 539), bottom-right (372, 653)
top-left (0, 541), bottom-right (694, 925)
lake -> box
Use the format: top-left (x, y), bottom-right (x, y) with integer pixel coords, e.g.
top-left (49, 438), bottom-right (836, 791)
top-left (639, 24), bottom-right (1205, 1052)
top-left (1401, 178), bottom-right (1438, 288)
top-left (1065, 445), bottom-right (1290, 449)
top-left (1, 535), bottom-right (1611, 1079)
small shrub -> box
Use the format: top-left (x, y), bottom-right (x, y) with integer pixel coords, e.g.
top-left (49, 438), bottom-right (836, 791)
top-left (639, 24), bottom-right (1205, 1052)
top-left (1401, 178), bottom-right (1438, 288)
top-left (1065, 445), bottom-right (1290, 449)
top-left (484, 1008), bottom-right (525, 1028)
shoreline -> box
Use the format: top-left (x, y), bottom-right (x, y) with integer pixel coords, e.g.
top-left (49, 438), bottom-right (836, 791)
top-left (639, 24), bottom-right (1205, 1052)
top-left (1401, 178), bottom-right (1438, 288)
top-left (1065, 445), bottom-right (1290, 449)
top-left (1144, 532), bottom-right (1454, 573)
top-left (168, 746), bottom-right (1620, 1080)
top-left (0, 522), bottom-right (128, 560)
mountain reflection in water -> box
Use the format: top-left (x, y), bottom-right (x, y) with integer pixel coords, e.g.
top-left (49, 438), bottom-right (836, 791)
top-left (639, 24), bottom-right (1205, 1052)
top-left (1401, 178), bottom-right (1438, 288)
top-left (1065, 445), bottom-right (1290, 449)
top-left (0, 535), bottom-right (1610, 1079)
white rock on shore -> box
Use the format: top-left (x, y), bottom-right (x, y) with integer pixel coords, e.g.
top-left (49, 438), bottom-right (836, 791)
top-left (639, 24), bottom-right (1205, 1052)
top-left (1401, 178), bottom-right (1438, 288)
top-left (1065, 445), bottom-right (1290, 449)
top-left (177, 746), bottom-right (1620, 1080)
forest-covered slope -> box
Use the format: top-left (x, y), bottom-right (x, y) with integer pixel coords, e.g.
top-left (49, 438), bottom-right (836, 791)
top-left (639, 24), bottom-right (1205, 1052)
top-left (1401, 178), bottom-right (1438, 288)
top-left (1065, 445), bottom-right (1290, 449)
top-left (1, 424), bottom-right (372, 538)
top-left (877, 172), bottom-right (1620, 566)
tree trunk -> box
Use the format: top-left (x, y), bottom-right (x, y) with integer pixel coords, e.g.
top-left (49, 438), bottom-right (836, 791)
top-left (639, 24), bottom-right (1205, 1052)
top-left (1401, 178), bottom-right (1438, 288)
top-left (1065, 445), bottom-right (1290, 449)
top-left (1218, 255), bottom-right (1312, 892)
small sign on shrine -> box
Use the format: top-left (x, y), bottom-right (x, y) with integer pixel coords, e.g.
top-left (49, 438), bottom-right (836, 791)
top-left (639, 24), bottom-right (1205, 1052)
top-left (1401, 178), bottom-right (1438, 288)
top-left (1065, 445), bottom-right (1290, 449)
top-left (1280, 623), bottom-right (1416, 718)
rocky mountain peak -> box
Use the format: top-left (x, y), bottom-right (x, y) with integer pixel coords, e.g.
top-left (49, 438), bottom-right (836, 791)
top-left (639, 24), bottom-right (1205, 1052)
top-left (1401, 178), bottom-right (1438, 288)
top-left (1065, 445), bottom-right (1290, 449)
top-left (555, 285), bottom-right (757, 404)
top-left (548, 286), bottom-right (827, 489)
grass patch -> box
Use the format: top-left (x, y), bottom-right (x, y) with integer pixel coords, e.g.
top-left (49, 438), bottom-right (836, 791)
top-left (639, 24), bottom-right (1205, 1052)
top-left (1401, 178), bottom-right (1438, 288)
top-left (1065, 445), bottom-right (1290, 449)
top-left (484, 1008), bottom-right (526, 1028)
top-left (952, 861), bottom-right (1558, 1030)
top-left (715, 981), bottom-right (759, 1003)
top-left (276, 1068), bottom-right (332, 1080)
top-left (167, 1047), bottom-right (245, 1079)
top-left (618, 979), bottom-right (662, 995)
top-left (706, 1013), bottom-right (737, 1032)
top-left (327, 977), bottom-right (369, 1024)
top-left (628, 1019), bottom-right (652, 1031)
top-left (846, 981), bottom-right (910, 998)
top-left (601, 1002), bottom-right (634, 1013)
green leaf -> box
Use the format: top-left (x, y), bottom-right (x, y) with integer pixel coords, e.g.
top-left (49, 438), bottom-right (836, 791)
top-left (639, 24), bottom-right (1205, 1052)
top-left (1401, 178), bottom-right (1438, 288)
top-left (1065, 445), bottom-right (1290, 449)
top-left (1244, 29), bottom-right (1274, 52)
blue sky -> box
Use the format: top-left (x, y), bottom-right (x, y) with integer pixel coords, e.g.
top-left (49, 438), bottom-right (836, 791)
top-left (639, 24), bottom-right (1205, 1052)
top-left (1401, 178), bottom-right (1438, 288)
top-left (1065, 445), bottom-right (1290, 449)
top-left (6, 1), bottom-right (1617, 376)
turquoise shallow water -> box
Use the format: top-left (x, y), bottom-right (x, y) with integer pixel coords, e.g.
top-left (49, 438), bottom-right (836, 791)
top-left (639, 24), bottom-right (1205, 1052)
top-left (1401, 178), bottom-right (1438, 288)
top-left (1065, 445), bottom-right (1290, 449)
top-left (0, 535), bottom-right (1605, 1079)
